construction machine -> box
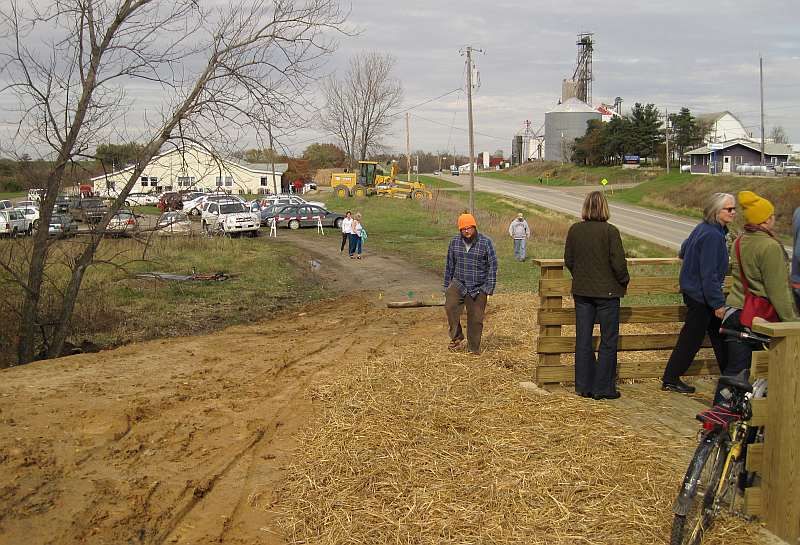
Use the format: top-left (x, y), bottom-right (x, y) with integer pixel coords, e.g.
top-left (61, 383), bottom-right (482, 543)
top-left (330, 161), bottom-right (433, 200)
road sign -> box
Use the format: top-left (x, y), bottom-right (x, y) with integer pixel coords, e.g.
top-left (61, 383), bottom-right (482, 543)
top-left (709, 143), bottom-right (724, 150)
top-left (600, 178), bottom-right (609, 186)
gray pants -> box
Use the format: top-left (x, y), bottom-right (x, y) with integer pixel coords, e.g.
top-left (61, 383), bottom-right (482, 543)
top-left (445, 283), bottom-right (487, 354)
top-left (513, 238), bottom-right (527, 261)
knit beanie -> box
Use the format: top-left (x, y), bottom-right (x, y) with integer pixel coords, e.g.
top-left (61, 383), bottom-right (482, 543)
top-left (457, 213), bottom-right (477, 230)
top-left (738, 190), bottom-right (774, 225)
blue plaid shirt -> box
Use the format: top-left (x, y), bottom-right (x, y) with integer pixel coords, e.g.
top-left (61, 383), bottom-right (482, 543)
top-left (444, 233), bottom-right (498, 296)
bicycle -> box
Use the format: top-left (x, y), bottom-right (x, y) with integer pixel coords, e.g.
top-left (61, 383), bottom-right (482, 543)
top-left (669, 329), bottom-right (769, 545)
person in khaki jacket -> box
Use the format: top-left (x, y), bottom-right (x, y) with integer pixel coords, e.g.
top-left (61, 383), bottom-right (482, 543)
top-left (719, 190), bottom-right (799, 402)
top-left (564, 191), bottom-right (629, 400)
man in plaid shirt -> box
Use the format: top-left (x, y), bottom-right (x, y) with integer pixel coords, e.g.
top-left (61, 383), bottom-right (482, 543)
top-left (444, 213), bottom-right (498, 354)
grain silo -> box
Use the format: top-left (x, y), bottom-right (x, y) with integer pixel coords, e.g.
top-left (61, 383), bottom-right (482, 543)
top-left (544, 98), bottom-right (601, 163)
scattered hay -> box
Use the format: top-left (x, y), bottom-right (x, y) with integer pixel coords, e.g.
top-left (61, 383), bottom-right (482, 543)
top-left (276, 294), bottom-right (763, 544)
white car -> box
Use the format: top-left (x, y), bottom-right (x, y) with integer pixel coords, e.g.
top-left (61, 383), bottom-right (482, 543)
top-left (14, 207), bottom-right (39, 232)
top-left (0, 209), bottom-right (28, 237)
top-left (15, 200), bottom-right (39, 210)
top-left (201, 200), bottom-right (260, 236)
top-left (27, 188), bottom-right (46, 202)
top-left (0, 200), bottom-right (14, 211)
top-left (182, 194), bottom-right (209, 216)
top-left (123, 192), bottom-right (159, 206)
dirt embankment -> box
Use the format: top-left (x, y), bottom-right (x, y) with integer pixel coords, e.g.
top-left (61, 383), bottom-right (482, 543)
top-left (0, 293), bottom-right (446, 545)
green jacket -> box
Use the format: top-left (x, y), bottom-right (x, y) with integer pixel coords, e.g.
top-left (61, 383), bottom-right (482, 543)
top-left (727, 231), bottom-right (798, 321)
top-left (564, 220), bottom-right (630, 298)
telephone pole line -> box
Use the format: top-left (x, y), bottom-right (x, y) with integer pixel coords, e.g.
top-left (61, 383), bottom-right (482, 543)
top-left (405, 112), bottom-right (412, 182)
top-left (759, 55), bottom-right (765, 165)
top-left (268, 119), bottom-right (278, 195)
top-left (463, 45), bottom-right (482, 214)
top-left (665, 108), bottom-right (670, 174)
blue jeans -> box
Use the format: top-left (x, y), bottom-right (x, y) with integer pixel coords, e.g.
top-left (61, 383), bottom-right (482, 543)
top-left (574, 295), bottom-right (620, 396)
top-left (513, 238), bottom-right (526, 260)
top-left (348, 233), bottom-right (362, 255)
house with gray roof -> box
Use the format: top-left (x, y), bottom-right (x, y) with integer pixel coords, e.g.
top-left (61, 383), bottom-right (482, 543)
top-left (696, 111), bottom-right (752, 143)
top-left (684, 139), bottom-right (792, 174)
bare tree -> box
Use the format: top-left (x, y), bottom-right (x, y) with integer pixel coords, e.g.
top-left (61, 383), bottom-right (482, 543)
top-left (769, 126), bottom-right (788, 144)
top-left (0, 0), bottom-right (347, 364)
top-left (321, 51), bottom-right (402, 167)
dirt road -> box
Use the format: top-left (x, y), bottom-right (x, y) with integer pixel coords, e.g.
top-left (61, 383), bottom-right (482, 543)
top-left (0, 234), bottom-right (446, 545)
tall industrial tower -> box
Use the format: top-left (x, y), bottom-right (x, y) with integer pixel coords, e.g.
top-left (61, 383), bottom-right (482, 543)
top-left (572, 32), bottom-right (594, 105)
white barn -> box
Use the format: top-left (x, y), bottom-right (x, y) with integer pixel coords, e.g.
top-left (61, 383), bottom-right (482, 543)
top-left (91, 145), bottom-right (287, 196)
top-left (696, 111), bottom-right (751, 143)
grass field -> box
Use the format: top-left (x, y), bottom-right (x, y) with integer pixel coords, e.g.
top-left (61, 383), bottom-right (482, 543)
top-left (0, 236), bottom-right (324, 367)
top-left (416, 174), bottom-right (460, 189)
top-left (319, 190), bottom-right (676, 295)
top-left (611, 171), bottom-right (800, 239)
top-left (480, 162), bottom-right (662, 187)
top-left (0, 191), bottom-right (26, 201)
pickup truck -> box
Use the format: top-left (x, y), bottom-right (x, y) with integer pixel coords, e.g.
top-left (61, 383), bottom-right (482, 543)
top-left (70, 197), bottom-right (108, 223)
top-left (775, 162), bottom-right (800, 176)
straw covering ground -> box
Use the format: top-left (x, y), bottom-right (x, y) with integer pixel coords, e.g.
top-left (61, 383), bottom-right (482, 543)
top-left (277, 294), bottom-right (762, 545)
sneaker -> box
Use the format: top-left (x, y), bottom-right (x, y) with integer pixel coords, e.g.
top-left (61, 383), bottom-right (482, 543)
top-left (662, 380), bottom-right (696, 394)
top-left (448, 338), bottom-right (464, 351)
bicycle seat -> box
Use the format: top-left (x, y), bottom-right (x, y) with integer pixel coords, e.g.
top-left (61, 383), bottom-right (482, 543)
top-left (718, 370), bottom-right (753, 394)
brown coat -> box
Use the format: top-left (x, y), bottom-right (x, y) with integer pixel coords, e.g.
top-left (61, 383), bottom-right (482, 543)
top-left (564, 220), bottom-right (630, 298)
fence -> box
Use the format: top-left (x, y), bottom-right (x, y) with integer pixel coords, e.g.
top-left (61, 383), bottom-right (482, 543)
top-left (532, 257), bottom-right (797, 542)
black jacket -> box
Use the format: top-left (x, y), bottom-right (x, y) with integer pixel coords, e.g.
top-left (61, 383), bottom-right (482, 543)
top-left (564, 220), bottom-right (630, 298)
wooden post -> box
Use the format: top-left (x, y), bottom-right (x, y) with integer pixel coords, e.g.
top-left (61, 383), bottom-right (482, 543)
top-left (752, 321), bottom-right (800, 542)
top-left (533, 259), bottom-right (565, 374)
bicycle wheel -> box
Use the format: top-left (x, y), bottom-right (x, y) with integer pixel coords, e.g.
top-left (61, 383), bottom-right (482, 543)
top-left (671, 429), bottom-right (729, 545)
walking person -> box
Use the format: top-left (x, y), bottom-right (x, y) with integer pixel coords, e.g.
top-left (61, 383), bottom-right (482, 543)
top-left (508, 212), bottom-right (531, 261)
top-left (661, 193), bottom-right (735, 394)
top-left (719, 191), bottom-right (798, 402)
top-left (564, 191), bottom-right (629, 400)
top-left (444, 213), bottom-right (498, 355)
top-left (792, 206), bottom-right (800, 310)
top-left (340, 211), bottom-right (352, 253)
top-left (350, 212), bottom-right (364, 259)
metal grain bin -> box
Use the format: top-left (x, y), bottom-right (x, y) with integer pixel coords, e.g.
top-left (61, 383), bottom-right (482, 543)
top-left (544, 98), bottom-right (601, 163)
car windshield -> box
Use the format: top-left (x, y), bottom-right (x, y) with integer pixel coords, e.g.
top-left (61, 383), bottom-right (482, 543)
top-left (114, 212), bottom-right (134, 220)
top-left (220, 203), bottom-right (246, 214)
top-left (83, 200), bottom-right (103, 208)
top-left (51, 215), bottom-right (67, 223)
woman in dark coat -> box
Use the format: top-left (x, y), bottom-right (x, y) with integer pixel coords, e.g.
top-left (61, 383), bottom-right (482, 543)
top-left (564, 191), bottom-right (629, 400)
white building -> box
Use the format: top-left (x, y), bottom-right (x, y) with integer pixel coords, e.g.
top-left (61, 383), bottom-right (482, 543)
top-left (696, 111), bottom-right (751, 143)
top-left (91, 145), bottom-right (287, 196)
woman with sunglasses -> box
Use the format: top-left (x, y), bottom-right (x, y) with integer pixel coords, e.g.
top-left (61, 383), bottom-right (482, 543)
top-left (661, 193), bottom-right (736, 394)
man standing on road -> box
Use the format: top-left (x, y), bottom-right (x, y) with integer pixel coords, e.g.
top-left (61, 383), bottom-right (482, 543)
top-left (444, 213), bottom-right (498, 355)
top-left (508, 212), bottom-right (531, 261)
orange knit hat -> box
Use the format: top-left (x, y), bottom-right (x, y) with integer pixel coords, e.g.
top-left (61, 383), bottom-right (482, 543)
top-left (457, 213), bottom-right (477, 230)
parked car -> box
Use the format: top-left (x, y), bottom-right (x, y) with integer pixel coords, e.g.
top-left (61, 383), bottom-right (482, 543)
top-left (157, 192), bottom-right (184, 212)
top-left (70, 197), bottom-right (108, 223)
top-left (124, 192), bottom-right (159, 206)
top-left (0, 209), bottom-right (28, 237)
top-left (181, 194), bottom-right (209, 216)
top-left (27, 188), bottom-right (46, 202)
top-left (14, 207), bottom-right (40, 232)
top-left (106, 211), bottom-right (139, 236)
top-left (155, 211), bottom-right (192, 236)
top-left (259, 204), bottom-right (292, 226)
top-left (0, 200), bottom-right (14, 211)
top-left (15, 200), bottom-right (39, 210)
top-left (258, 194), bottom-right (325, 209)
top-left (273, 204), bottom-right (345, 230)
top-left (48, 214), bottom-right (78, 238)
top-left (53, 195), bottom-right (72, 214)
top-left (200, 200), bottom-right (260, 236)
top-left (195, 194), bottom-right (247, 216)
top-left (450, 168), bottom-right (459, 176)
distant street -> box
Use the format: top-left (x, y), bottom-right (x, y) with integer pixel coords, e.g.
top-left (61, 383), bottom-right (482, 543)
top-left (442, 173), bottom-right (695, 251)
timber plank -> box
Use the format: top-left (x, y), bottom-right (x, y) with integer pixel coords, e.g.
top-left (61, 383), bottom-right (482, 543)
top-left (539, 305), bottom-right (688, 325)
top-left (535, 358), bottom-right (719, 383)
top-left (746, 443), bottom-right (764, 473)
top-left (744, 486), bottom-right (763, 517)
top-left (537, 333), bottom-right (710, 354)
top-left (539, 276), bottom-right (734, 297)
top-left (750, 398), bottom-right (767, 427)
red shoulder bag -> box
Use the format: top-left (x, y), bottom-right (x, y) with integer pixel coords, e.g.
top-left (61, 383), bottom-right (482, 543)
top-left (735, 236), bottom-right (778, 327)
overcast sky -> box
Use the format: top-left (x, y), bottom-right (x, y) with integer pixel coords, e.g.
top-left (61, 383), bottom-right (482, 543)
top-left (283, 0), bottom-right (800, 157)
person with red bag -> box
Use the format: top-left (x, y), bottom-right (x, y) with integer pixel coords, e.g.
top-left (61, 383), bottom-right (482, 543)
top-left (719, 191), bottom-right (798, 402)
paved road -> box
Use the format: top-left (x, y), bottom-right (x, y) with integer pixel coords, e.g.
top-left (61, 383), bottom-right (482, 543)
top-left (442, 173), bottom-right (695, 251)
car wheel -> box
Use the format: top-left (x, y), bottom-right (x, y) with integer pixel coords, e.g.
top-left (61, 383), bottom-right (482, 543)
top-left (354, 186), bottom-right (367, 198)
top-left (202, 221), bottom-right (209, 233)
top-left (288, 219), bottom-right (300, 230)
top-left (11, 227), bottom-right (18, 238)
top-left (334, 217), bottom-right (343, 229)
top-left (334, 185), bottom-right (350, 198)
top-left (412, 190), bottom-right (425, 200)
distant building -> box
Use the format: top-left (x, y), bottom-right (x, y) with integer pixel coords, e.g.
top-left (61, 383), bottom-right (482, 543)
top-left (684, 139), bottom-right (791, 174)
top-left (595, 104), bottom-right (619, 123)
top-left (91, 145), bottom-right (287, 196)
top-left (696, 111), bottom-right (751, 143)
top-left (544, 98), bottom-right (601, 163)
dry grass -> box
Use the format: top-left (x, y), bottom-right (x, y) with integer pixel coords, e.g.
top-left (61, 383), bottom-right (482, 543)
top-left (276, 294), bottom-right (763, 545)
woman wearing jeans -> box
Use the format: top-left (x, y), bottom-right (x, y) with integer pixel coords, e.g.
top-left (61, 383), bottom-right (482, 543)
top-left (564, 191), bottom-right (629, 400)
top-left (661, 193), bottom-right (735, 394)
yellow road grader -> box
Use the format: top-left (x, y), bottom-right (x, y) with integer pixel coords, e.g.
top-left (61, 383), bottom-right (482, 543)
top-left (330, 161), bottom-right (433, 200)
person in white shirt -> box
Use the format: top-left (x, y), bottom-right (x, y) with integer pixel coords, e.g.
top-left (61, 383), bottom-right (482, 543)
top-left (340, 211), bottom-right (353, 253)
top-left (508, 213), bottom-right (531, 261)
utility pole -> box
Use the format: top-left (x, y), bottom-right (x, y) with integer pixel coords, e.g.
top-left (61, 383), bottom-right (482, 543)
top-left (268, 119), bottom-right (278, 195)
top-left (415, 155), bottom-right (419, 182)
top-left (463, 46), bottom-right (482, 214)
top-left (405, 112), bottom-right (411, 182)
top-left (759, 55), bottom-right (765, 165)
top-left (665, 108), bottom-right (670, 174)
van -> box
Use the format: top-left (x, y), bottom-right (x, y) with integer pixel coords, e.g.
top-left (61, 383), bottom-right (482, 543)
top-left (27, 188), bottom-right (46, 202)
